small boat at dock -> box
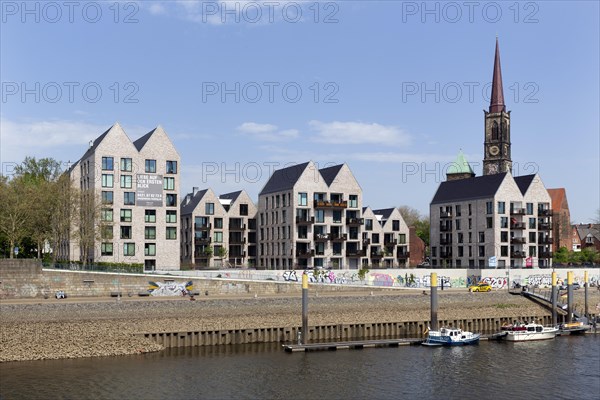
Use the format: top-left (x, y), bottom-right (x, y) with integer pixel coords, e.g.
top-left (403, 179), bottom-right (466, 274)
top-left (558, 319), bottom-right (591, 336)
top-left (422, 327), bottom-right (480, 346)
top-left (498, 321), bottom-right (558, 342)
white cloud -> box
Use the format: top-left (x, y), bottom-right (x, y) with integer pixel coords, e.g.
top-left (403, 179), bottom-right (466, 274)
top-left (148, 2), bottom-right (167, 15)
top-left (308, 120), bottom-right (411, 146)
top-left (237, 122), bottom-right (299, 141)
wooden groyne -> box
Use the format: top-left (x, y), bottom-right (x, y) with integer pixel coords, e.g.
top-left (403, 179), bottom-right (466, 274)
top-left (137, 315), bottom-right (552, 348)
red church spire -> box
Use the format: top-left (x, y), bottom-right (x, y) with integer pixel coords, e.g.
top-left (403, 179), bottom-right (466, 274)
top-left (489, 37), bottom-right (506, 113)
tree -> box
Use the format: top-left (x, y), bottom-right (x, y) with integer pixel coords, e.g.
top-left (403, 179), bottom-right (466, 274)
top-left (398, 205), bottom-right (430, 246)
top-left (0, 177), bottom-right (34, 258)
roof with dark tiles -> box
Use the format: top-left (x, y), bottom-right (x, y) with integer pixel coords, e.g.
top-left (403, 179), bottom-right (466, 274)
top-left (180, 189), bottom-right (208, 215)
top-left (319, 164), bottom-right (344, 186)
top-left (514, 174), bottom-right (536, 196)
top-left (259, 162), bottom-right (310, 195)
top-left (431, 173), bottom-right (508, 204)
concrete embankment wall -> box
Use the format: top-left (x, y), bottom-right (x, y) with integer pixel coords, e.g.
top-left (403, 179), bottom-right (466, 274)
top-left (0, 260), bottom-right (391, 299)
top-left (138, 315), bottom-right (552, 348)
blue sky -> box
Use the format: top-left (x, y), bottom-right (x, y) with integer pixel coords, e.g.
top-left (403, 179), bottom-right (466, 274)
top-left (1, 1), bottom-right (598, 222)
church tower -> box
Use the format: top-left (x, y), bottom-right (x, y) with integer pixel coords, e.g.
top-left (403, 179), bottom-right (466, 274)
top-left (483, 38), bottom-right (512, 175)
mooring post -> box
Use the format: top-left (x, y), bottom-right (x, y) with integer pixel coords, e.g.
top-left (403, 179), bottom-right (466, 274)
top-left (301, 272), bottom-right (308, 344)
top-left (551, 271), bottom-right (557, 326)
top-left (584, 270), bottom-right (589, 322)
top-left (430, 272), bottom-right (438, 332)
top-left (567, 271), bottom-right (573, 323)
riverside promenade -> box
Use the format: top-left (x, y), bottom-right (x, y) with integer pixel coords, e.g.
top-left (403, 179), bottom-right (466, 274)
top-left (2, 289), bottom-right (598, 362)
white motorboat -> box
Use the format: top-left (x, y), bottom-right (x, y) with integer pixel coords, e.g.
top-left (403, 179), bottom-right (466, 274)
top-left (501, 321), bottom-right (558, 342)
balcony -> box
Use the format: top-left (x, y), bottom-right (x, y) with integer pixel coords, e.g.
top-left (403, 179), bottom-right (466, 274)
top-left (440, 251), bottom-right (452, 258)
top-left (539, 251), bottom-right (553, 258)
top-left (229, 237), bottom-right (246, 245)
top-left (538, 209), bottom-right (553, 216)
top-left (384, 238), bottom-right (397, 246)
top-left (440, 225), bottom-right (452, 232)
top-left (295, 216), bottom-right (315, 225)
top-left (314, 233), bottom-right (331, 241)
top-left (440, 238), bottom-right (452, 245)
top-left (194, 237), bottom-right (211, 244)
top-left (538, 223), bottom-right (551, 231)
top-left (511, 222), bottom-right (526, 230)
top-left (539, 237), bottom-right (553, 244)
top-left (313, 200), bottom-right (347, 209)
top-left (229, 224), bottom-right (246, 231)
top-left (362, 238), bottom-right (371, 246)
top-left (510, 237), bottom-right (527, 244)
top-left (440, 211), bottom-right (452, 219)
top-left (331, 233), bottom-right (347, 242)
top-left (511, 208), bottom-right (526, 215)
top-left (194, 223), bottom-right (211, 231)
top-left (370, 251), bottom-right (383, 259)
top-left (346, 217), bottom-right (364, 226)
top-left (346, 249), bottom-right (367, 257)
top-left (229, 251), bottom-right (246, 258)
top-left (397, 251), bottom-right (410, 259)
top-left (511, 251), bottom-right (526, 259)
top-left (295, 249), bottom-right (314, 258)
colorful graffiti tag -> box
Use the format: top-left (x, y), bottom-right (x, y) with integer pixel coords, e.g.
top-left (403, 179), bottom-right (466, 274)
top-left (148, 280), bottom-right (193, 296)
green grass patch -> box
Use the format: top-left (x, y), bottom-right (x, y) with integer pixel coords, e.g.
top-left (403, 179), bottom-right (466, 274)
top-left (494, 303), bottom-right (517, 309)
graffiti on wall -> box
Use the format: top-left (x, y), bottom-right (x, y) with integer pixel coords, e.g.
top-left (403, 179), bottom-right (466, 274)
top-left (148, 280), bottom-right (193, 296)
top-left (481, 276), bottom-right (508, 289)
top-left (525, 274), bottom-right (552, 287)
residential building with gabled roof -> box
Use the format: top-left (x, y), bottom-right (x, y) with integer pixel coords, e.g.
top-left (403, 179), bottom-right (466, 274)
top-left (60, 123), bottom-right (181, 271)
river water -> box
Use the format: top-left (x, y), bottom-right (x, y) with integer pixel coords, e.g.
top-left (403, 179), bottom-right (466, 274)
top-left (1, 336), bottom-right (599, 400)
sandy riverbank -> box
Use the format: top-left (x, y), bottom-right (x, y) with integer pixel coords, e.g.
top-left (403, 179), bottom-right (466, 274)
top-left (1, 290), bottom-right (598, 362)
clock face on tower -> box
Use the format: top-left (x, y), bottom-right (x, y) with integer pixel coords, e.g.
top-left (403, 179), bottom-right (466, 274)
top-left (489, 145), bottom-right (499, 156)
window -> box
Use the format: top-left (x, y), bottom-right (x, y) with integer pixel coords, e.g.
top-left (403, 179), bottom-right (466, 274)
top-left (240, 204), bottom-right (248, 216)
top-left (166, 227), bottom-right (177, 240)
top-left (479, 232), bottom-right (485, 242)
top-left (501, 231), bottom-right (508, 242)
top-left (102, 157), bottom-right (113, 170)
top-left (501, 246), bottom-right (508, 257)
top-left (315, 210), bottom-right (325, 223)
top-left (298, 192), bottom-right (307, 206)
top-left (486, 201), bottom-right (493, 214)
top-left (458, 233), bottom-right (464, 243)
top-left (529, 218), bottom-right (536, 229)
top-left (276, 195), bottom-right (280, 208)
top-left (529, 246), bottom-right (537, 257)
top-left (166, 210), bottom-right (177, 223)
top-left (145, 243), bottom-right (156, 256)
top-left (498, 201), bottom-right (505, 214)
top-left (123, 243), bottom-right (135, 256)
top-left (455, 205), bottom-right (462, 217)
top-left (458, 246), bottom-right (464, 257)
top-left (333, 210), bottom-right (342, 223)
top-left (349, 195), bottom-right (358, 208)
top-left (145, 210), bottom-right (156, 223)
top-left (101, 208), bottom-right (113, 222)
top-left (166, 160), bottom-right (177, 174)
top-left (282, 209), bottom-right (287, 223)
top-left (101, 243), bottom-right (113, 256)
top-left (145, 226), bottom-right (156, 240)
top-left (120, 209), bottom-right (132, 222)
top-left (120, 226), bottom-right (132, 239)
top-left (468, 204), bottom-right (472, 216)
top-left (120, 158), bottom-right (132, 172)
top-left (479, 246), bottom-right (485, 257)
top-left (365, 219), bottom-right (373, 231)
top-left (101, 191), bottom-right (113, 204)
top-left (202, 203), bottom-right (214, 216)
top-left (456, 219), bottom-right (461, 230)
top-left (102, 174), bottom-right (113, 188)
top-left (101, 225), bottom-right (113, 239)
top-left (529, 232), bottom-right (536, 243)
top-left (214, 218), bottom-right (223, 229)
top-left (124, 192), bottom-right (135, 205)
top-left (163, 177), bottom-right (175, 190)
top-left (486, 217), bottom-right (493, 229)
top-left (526, 203), bottom-right (534, 215)
top-left (120, 175), bottom-right (132, 189)
top-left (214, 231), bottom-right (223, 243)
top-left (398, 234), bottom-right (406, 244)
top-left (392, 220), bottom-right (400, 231)
top-left (500, 217), bottom-right (508, 229)
top-left (145, 159), bottom-right (156, 173)
top-left (166, 194), bottom-right (177, 207)
top-left (372, 234), bottom-right (380, 244)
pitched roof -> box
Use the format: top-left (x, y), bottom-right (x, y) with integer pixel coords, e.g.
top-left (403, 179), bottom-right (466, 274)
top-left (133, 128), bottom-right (156, 151)
top-left (373, 208), bottom-right (395, 220)
top-left (447, 150), bottom-right (475, 175)
top-left (220, 190), bottom-right (242, 202)
top-left (431, 173), bottom-right (507, 204)
top-left (574, 224), bottom-right (600, 241)
top-left (80, 124), bottom-right (114, 160)
top-left (319, 164), bottom-right (344, 186)
top-left (259, 162), bottom-right (310, 195)
top-left (514, 174), bottom-right (536, 195)
top-left (180, 189), bottom-right (208, 215)
top-left (547, 188), bottom-right (568, 211)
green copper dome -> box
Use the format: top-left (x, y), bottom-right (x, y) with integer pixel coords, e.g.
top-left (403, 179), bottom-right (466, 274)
top-left (447, 150), bottom-right (475, 175)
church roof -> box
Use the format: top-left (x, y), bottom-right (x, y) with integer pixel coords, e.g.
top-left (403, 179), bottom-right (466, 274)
top-left (447, 150), bottom-right (475, 175)
top-left (489, 37), bottom-right (506, 113)
top-left (431, 173), bottom-right (507, 204)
